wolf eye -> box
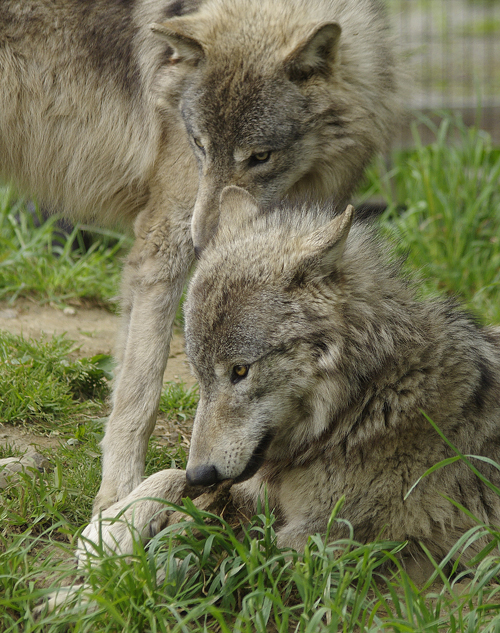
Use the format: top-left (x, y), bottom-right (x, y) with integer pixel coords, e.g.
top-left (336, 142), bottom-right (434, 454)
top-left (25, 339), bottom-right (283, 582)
top-left (193, 137), bottom-right (204, 149)
top-left (250, 151), bottom-right (271, 165)
top-left (231, 364), bottom-right (249, 383)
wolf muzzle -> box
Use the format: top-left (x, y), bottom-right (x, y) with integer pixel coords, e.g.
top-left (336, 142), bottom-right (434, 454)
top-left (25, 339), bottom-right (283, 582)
top-left (185, 431), bottom-right (275, 487)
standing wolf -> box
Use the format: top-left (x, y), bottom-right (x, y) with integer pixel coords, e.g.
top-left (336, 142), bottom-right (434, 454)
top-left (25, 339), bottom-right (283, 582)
top-left (0, 0), bottom-right (402, 514)
top-left (79, 188), bottom-right (500, 582)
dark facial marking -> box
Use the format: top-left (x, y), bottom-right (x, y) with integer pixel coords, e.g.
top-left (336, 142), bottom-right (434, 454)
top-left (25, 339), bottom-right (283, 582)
top-left (471, 356), bottom-right (495, 412)
top-left (194, 246), bottom-right (203, 261)
top-left (163, 0), bottom-right (202, 17)
top-left (234, 431), bottom-right (275, 483)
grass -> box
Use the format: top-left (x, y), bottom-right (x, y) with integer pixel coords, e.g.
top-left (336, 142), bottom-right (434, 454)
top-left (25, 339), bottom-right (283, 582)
top-left (0, 330), bottom-right (112, 430)
top-left (2, 488), bottom-right (500, 631)
top-left (1, 113), bottom-right (500, 630)
top-left (159, 381), bottom-right (199, 422)
top-left (361, 113), bottom-right (500, 324)
top-left (0, 189), bottom-right (130, 308)
top-left (0, 500), bottom-right (403, 632)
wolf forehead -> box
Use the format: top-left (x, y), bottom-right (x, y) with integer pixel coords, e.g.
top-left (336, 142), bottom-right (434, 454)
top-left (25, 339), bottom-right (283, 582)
top-left (180, 69), bottom-right (307, 149)
top-left (185, 272), bottom-right (306, 366)
top-left (184, 208), bottom-right (348, 362)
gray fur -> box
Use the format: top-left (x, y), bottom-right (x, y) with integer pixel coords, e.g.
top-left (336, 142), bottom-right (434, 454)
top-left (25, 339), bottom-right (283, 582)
top-left (183, 190), bottom-right (500, 577)
top-left (0, 0), bottom-right (402, 515)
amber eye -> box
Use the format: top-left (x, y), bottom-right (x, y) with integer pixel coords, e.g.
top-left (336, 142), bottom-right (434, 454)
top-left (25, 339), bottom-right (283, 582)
top-left (193, 137), bottom-right (204, 149)
top-left (231, 364), bottom-right (249, 383)
top-left (251, 151), bottom-right (271, 163)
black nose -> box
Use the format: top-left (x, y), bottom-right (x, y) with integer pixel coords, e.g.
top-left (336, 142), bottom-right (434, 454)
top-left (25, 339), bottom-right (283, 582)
top-left (186, 464), bottom-right (219, 487)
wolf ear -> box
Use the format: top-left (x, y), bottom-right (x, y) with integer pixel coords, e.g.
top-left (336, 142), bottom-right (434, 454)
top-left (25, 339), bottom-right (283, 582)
top-left (284, 23), bottom-right (342, 82)
top-left (217, 186), bottom-right (260, 235)
top-left (151, 21), bottom-right (205, 64)
top-left (295, 205), bottom-right (354, 283)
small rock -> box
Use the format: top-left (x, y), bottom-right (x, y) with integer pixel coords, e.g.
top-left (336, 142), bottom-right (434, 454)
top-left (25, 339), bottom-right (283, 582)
top-left (63, 307), bottom-right (76, 316)
top-left (0, 309), bottom-right (18, 319)
top-left (0, 450), bottom-right (52, 488)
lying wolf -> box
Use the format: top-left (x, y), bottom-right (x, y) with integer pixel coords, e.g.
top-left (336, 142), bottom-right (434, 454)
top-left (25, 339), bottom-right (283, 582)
top-left (0, 0), bottom-right (402, 515)
top-left (77, 187), bottom-right (500, 582)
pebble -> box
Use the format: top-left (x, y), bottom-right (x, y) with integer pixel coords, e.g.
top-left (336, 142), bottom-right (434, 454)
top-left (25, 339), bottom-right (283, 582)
top-left (0, 450), bottom-right (52, 488)
top-left (0, 309), bottom-right (18, 319)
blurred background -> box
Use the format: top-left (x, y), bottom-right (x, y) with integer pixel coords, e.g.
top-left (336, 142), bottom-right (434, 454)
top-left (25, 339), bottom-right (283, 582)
top-left (387, 0), bottom-right (500, 144)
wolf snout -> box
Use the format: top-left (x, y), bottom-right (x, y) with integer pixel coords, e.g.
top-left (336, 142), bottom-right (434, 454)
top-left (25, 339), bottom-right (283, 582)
top-left (186, 464), bottom-right (219, 487)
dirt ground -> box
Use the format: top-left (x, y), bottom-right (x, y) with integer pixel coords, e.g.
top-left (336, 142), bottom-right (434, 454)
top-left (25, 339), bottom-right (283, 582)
top-left (0, 299), bottom-right (195, 453)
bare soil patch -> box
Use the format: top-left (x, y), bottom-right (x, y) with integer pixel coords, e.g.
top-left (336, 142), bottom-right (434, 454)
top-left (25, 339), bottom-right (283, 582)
top-left (0, 299), bottom-right (194, 452)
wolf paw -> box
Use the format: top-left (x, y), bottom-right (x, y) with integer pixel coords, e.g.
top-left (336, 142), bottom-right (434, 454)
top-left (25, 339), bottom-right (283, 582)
top-left (92, 489), bottom-right (119, 516)
top-left (33, 585), bottom-right (94, 618)
top-left (92, 483), bottom-right (124, 516)
top-left (77, 506), bottom-right (147, 566)
top-left (79, 470), bottom-right (188, 565)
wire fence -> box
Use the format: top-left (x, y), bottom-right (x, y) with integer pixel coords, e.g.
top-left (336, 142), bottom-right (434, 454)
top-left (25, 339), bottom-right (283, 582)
top-left (387, 0), bottom-right (500, 144)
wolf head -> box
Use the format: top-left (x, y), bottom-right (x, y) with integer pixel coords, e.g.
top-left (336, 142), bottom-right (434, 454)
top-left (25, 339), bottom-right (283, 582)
top-left (151, 0), bottom-right (400, 252)
top-left (183, 187), bottom-right (358, 486)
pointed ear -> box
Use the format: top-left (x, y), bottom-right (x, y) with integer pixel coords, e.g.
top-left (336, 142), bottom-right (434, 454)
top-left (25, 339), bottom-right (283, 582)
top-left (151, 21), bottom-right (205, 64)
top-left (294, 205), bottom-right (354, 284)
top-left (284, 23), bottom-right (342, 82)
top-left (217, 186), bottom-right (260, 235)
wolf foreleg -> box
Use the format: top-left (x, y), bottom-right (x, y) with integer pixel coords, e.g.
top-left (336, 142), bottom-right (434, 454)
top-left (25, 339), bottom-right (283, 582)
top-left (93, 203), bottom-right (194, 515)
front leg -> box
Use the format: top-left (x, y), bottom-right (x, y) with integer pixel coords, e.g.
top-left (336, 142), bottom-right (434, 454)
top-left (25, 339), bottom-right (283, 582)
top-left (93, 204), bottom-right (194, 515)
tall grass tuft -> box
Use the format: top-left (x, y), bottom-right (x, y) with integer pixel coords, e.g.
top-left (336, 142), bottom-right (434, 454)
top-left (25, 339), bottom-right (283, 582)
top-left (0, 187), bottom-right (129, 307)
top-left (0, 330), bottom-right (111, 427)
top-left (362, 113), bottom-right (500, 324)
